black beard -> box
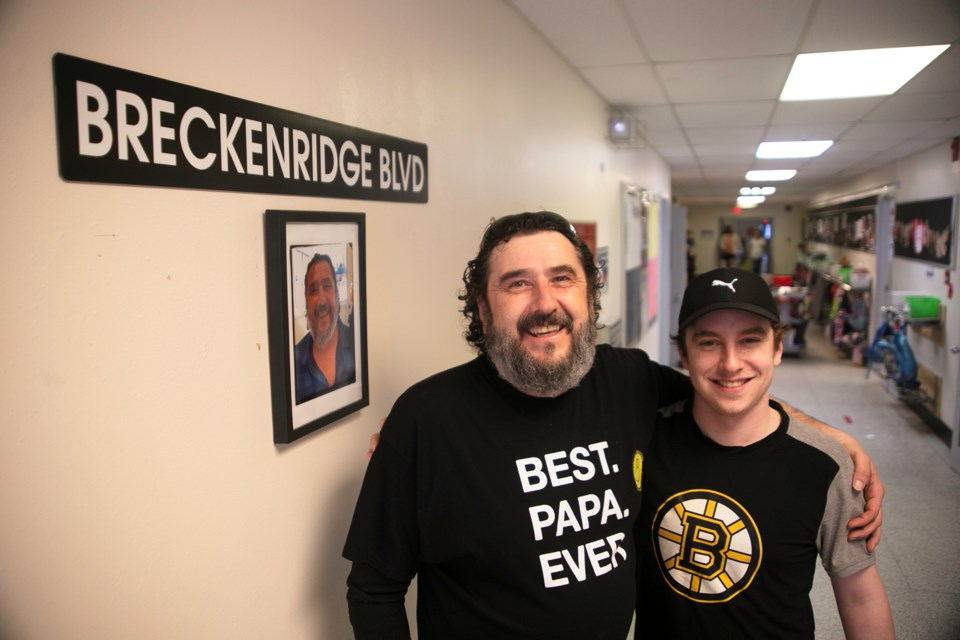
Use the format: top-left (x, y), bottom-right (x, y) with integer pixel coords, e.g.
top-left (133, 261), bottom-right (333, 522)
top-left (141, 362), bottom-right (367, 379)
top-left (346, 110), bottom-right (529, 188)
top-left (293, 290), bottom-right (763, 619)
top-left (485, 310), bottom-right (597, 398)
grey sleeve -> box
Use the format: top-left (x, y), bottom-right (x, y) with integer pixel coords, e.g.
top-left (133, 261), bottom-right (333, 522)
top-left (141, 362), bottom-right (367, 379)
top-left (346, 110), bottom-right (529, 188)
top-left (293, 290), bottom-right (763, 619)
top-left (816, 443), bottom-right (876, 579)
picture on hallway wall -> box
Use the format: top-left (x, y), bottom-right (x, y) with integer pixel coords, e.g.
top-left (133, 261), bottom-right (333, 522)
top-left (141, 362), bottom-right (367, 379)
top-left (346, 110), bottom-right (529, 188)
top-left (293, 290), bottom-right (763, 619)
top-left (264, 210), bottom-right (368, 444)
top-left (805, 195), bottom-right (879, 252)
top-left (622, 185), bottom-right (646, 347)
top-left (892, 196), bottom-right (955, 267)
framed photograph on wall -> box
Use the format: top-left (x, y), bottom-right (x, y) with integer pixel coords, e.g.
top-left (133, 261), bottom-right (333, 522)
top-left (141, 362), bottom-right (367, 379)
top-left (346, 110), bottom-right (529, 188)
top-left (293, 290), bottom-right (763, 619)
top-left (893, 196), bottom-right (956, 267)
top-left (264, 210), bottom-right (368, 444)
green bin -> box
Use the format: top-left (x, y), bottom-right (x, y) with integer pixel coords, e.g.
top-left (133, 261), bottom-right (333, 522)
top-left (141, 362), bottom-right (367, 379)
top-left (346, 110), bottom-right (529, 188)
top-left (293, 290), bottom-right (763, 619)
top-left (904, 295), bottom-right (940, 320)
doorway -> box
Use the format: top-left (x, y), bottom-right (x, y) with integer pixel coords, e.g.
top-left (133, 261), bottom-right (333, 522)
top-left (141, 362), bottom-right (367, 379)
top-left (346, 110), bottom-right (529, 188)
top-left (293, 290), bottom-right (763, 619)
top-left (719, 216), bottom-right (773, 273)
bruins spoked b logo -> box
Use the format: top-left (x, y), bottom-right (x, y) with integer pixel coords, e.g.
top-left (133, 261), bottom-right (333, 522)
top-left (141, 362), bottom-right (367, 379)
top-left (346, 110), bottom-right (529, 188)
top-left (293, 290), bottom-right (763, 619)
top-left (651, 489), bottom-right (762, 603)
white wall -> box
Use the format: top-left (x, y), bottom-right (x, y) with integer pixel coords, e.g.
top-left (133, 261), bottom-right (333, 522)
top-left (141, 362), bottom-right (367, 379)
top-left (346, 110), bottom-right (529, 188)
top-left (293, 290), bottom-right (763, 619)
top-left (0, 1), bottom-right (672, 638)
top-left (808, 140), bottom-right (960, 444)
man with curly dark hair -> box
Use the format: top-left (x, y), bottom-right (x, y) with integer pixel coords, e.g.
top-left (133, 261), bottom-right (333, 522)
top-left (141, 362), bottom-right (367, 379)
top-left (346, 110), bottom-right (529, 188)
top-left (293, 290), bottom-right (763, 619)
top-left (458, 211), bottom-right (602, 398)
top-left (342, 211), bottom-right (882, 639)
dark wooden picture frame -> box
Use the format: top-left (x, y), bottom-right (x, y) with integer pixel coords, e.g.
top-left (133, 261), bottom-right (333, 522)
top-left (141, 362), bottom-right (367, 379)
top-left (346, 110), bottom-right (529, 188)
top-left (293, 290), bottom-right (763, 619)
top-left (264, 210), bottom-right (368, 444)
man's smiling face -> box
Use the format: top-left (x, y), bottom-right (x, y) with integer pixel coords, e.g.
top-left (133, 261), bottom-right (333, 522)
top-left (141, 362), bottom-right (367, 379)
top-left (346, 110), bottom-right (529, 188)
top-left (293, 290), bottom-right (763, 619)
top-left (479, 230), bottom-right (595, 397)
top-left (681, 308), bottom-right (783, 423)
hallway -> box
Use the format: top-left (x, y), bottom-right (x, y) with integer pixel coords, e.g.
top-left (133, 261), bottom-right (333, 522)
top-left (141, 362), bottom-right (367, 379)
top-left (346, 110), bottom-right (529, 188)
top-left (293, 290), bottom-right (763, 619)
top-left (772, 327), bottom-right (960, 639)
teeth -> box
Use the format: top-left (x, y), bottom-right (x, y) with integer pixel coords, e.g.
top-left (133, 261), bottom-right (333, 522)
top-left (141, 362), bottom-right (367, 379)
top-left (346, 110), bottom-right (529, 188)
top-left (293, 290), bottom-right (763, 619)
top-left (716, 379), bottom-right (745, 388)
top-left (529, 325), bottom-right (561, 336)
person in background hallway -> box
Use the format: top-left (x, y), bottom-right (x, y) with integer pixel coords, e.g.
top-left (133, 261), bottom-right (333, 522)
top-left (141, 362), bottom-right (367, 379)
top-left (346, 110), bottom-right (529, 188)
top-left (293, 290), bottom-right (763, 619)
top-left (294, 253), bottom-right (356, 404)
top-left (636, 268), bottom-right (894, 639)
top-left (343, 212), bottom-right (884, 639)
top-left (718, 224), bottom-right (743, 268)
top-left (746, 226), bottom-right (767, 274)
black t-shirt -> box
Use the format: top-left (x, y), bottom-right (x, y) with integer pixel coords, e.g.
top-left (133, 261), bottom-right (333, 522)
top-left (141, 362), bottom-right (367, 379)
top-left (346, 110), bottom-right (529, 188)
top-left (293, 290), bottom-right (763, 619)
top-left (635, 400), bottom-right (873, 639)
top-left (343, 345), bottom-right (692, 639)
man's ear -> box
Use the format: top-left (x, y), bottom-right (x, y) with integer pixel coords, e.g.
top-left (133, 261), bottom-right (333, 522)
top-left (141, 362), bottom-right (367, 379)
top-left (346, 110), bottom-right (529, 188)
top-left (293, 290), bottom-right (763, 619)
top-left (478, 298), bottom-right (491, 330)
top-left (676, 338), bottom-right (689, 371)
top-left (773, 337), bottom-right (784, 367)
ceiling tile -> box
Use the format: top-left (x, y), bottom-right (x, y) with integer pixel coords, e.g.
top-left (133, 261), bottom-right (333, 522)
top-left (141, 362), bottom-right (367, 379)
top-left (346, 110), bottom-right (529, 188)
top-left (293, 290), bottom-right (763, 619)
top-left (630, 105), bottom-right (682, 129)
top-left (657, 57), bottom-right (793, 103)
top-left (622, 0), bottom-right (814, 61)
top-left (899, 45), bottom-right (960, 94)
top-left (687, 127), bottom-right (766, 145)
top-left (700, 165), bottom-right (752, 180)
top-left (800, 0), bottom-right (960, 52)
top-left (865, 91), bottom-right (960, 121)
top-left (764, 123), bottom-right (851, 140)
top-left (644, 128), bottom-right (689, 145)
top-left (869, 138), bottom-right (947, 163)
top-left (842, 120), bottom-right (952, 141)
top-left (510, 0), bottom-right (647, 67)
top-left (693, 143), bottom-right (757, 159)
top-left (815, 140), bottom-right (898, 164)
top-left (674, 101), bottom-right (776, 128)
top-left (770, 98), bottom-right (884, 125)
top-left (580, 64), bottom-right (668, 105)
top-left (912, 118), bottom-right (960, 139)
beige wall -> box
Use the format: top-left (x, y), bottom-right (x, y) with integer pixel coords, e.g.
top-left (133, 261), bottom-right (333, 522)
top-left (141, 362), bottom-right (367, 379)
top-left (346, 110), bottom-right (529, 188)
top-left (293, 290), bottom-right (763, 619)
top-left (0, 1), bottom-right (671, 638)
top-left (684, 202), bottom-right (806, 276)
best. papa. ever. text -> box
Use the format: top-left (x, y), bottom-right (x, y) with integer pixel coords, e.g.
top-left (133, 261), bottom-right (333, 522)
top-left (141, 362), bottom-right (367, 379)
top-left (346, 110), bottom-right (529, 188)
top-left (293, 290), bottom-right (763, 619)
top-left (516, 441), bottom-right (630, 589)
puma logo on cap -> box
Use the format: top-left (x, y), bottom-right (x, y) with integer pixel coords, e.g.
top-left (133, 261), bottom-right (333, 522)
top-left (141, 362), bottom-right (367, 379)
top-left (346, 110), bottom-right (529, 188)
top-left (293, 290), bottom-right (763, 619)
top-left (711, 278), bottom-right (738, 293)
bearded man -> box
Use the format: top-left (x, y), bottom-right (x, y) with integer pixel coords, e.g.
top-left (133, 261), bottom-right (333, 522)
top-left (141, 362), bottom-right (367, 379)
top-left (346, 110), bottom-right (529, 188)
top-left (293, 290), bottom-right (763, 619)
top-left (294, 253), bottom-right (356, 404)
top-left (342, 212), bottom-right (882, 639)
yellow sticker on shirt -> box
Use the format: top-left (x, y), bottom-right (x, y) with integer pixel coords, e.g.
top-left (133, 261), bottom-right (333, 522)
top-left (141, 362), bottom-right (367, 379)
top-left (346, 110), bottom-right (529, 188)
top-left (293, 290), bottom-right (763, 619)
top-left (633, 451), bottom-right (643, 491)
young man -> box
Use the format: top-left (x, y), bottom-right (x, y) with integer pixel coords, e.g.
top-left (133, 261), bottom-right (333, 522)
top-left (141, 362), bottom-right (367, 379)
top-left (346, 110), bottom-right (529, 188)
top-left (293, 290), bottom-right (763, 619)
top-left (636, 268), bottom-right (894, 639)
top-left (343, 213), bottom-right (883, 639)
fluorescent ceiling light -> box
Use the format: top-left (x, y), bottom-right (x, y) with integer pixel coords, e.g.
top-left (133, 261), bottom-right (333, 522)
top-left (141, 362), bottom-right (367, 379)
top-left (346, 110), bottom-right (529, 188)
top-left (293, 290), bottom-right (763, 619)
top-left (781, 45), bottom-right (950, 101)
top-left (737, 195), bottom-right (766, 207)
top-left (756, 140), bottom-right (833, 159)
top-left (746, 170), bottom-right (796, 181)
top-left (740, 186), bottom-right (776, 196)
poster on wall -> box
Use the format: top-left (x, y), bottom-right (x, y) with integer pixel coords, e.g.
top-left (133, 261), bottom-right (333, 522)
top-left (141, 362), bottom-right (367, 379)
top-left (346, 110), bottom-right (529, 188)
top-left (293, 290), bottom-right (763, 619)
top-left (806, 196), bottom-right (879, 252)
top-left (264, 210), bottom-right (368, 444)
top-left (892, 196), bottom-right (955, 266)
top-left (597, 246), bottom-right (609, 290)
top-left (53, 53), bottom-right (428, 203)
top-left (643, 199), bottom-right (659, 328)
top-left (622, 184), bottom-right (646, 347)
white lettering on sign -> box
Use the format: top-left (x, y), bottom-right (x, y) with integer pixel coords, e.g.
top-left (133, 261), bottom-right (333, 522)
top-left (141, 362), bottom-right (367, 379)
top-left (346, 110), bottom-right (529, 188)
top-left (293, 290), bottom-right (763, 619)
top-left (379, 148), bottom-right (426, 192)
top-left (71, 79), bottom-right (423, 194)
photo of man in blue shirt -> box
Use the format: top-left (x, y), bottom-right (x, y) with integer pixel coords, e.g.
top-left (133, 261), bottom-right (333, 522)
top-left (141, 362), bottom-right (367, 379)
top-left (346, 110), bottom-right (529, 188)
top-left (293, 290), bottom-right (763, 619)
top-left (294, 253), bottom-right (356, 404)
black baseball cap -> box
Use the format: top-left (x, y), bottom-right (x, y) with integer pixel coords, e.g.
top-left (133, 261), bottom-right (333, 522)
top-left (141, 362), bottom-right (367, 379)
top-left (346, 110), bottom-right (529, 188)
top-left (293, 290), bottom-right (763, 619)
top-left (678, 267), bottom-right (780, 331)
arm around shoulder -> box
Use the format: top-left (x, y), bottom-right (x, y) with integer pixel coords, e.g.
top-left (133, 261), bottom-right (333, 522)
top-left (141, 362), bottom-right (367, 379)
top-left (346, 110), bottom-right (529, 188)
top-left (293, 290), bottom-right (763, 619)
top-left (777, 398), bottom-right (884, 551)
top-left (830, 564), bottom-right (895, 640)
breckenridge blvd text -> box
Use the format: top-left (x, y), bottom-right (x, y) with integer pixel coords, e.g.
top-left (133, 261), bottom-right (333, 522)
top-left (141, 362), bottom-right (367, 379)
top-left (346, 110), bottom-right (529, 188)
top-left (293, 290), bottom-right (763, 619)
top-left (53, 53), bottom-right (428, 203)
